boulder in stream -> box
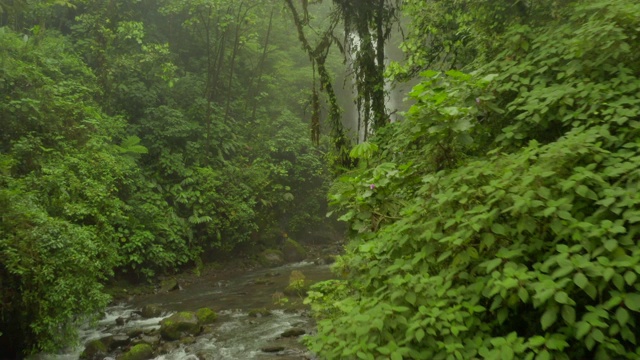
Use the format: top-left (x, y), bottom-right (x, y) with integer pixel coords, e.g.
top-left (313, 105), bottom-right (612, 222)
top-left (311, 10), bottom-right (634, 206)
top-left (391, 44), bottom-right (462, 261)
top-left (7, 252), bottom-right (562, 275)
top-left (248, 308), bottom-right (273, 317)
top-left (259, 249), bottom-right (285, 267)
top-left (261, 345), bottom-right (285, 353)
top-left (80, 339), bottom-right (108, 360)
top-left (119, 343), bottom-right (153, 360)
top-left (140, 304), bottom-right (163, 318)
top-left (159, 278), bottom-right (180, 293)
top-left (109, 334), bottom-right (131, 349)
top-left (159, 311), bottom-right (202, 341)
top-left (139, 334), bottom-right (160, 346)
top-left (195, 307), bottom-right (218, 324)
top-left (282, 239), bottom-right (306, 262)
top-left (280, 327), bottom-right (306, 338)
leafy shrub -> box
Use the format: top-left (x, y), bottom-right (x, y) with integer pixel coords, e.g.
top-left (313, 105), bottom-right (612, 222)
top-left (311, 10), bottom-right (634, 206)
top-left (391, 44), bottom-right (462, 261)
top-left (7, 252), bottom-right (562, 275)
top-left (306, 1), bottom-right (640, 359)
top-left (0, 30), bottom-right (126, 353)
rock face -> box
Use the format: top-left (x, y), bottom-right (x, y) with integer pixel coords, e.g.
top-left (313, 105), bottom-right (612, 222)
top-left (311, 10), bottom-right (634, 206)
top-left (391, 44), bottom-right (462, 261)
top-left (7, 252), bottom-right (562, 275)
top-left (259, 249), bottom-right (285, 267)
top-left (195, 307), bottom-right (218, 324)
top-left (159, 311), bottom-right (202, 341)
top-left (120, 343), bottom-right (154, 360)
top-left (281, 239), bottom-right (306, 263)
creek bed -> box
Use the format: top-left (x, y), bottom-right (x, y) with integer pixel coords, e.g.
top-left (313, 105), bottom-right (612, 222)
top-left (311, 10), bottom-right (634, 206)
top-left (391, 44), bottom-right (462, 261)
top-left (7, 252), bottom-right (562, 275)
top-left (33, 261), bottom-right (333, 360)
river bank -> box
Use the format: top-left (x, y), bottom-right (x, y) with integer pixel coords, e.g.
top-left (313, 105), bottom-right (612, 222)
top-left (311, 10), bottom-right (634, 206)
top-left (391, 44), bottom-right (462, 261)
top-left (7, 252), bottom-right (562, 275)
top-left (33, 241), bottom-right (343, 360)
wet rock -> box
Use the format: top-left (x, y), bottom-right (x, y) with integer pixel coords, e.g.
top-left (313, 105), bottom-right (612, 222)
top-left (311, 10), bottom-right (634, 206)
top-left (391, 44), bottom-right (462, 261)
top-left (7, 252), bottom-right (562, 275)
top-left (159, 311), bottom-right (202, 341)
top-left (119, 343), bottom-right (153, 360)
top-left (110, 334), bottom-right (130, 349)
top-left (126, 328), bottom-right (143, 338)
top-left (248, 308), bottom-right (272, 317)
top-left (323, 255), bottom-right (336, 265)
top-left (261, 345), bottom-right (285, 353)
top-left (140, 304), bottom-right (163, 318)
top-left (180, 336), bottom-right (197, 345)
top-left (159, 278), bottom-right (180, 293)
top-left (79, 339), bottom-right (108, 360)
top-left (196, 307), bottom-right (218, 324)
top-left (259, 249), bottom-right (285, 267)
top-left (156, 342), bottom-right (179, 355)
top-left (115, 317), bottom-right (126, 326)
top-left (281, 328), bottom-right (306, 338)
top-left (282, 239), bottom-right (306, 263)
top-left (139, 334), bottom-right (160, 346)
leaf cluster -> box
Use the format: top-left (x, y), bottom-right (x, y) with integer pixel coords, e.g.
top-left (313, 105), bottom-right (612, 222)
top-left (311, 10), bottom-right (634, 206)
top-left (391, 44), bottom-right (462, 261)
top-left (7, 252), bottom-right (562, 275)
top-left (307, 1), bottom-right (640, 359)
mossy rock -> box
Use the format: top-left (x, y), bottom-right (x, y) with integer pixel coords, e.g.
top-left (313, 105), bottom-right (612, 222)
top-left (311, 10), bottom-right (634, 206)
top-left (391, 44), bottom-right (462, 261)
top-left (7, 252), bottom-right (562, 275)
top-left (159, 311), bottom-right (201, 341)
top-left (195, 307), bottom-right (218, 324)
top-left (159, 278), bottom-right (179, 293)
top-left (140, 304), bottom-right (163, 318)
top-left (259, 249), bottom-right (284, 267)
top-left (248, 308), bottom-right (273, 317)
top-left (80, 339), bottom-right (108, 360)
top-left (282, 238), bottom-right (306, 263)
top-left (119, 344), bottom-right (153, 360)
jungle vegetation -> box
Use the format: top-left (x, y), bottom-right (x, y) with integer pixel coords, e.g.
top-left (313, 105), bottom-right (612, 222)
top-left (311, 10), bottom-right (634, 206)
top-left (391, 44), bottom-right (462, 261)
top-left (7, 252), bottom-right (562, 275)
top-left (0, 0), bottom-right (338, 355)
top-left (305, 0), bottom-right (640, 359)
top-left (1, 0), bottom-right (640, 359)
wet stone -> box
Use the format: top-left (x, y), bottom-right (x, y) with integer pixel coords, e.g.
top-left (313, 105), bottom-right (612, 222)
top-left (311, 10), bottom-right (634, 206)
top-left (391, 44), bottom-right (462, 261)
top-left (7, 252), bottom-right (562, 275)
top-left (140, 334), bottom-right (160, 345)
top-left (261, 345), bottom-right (285, 353)
top-left (127, 328), bottom-right (144, 338)
top-left (79, 339), bottom-right (107, 360)
top-left (280, 328), bottom-right (306, 338)
top-left (140, 304), bottom-right (163, 318)
top-left (109, 334), bottom-right (130, 349)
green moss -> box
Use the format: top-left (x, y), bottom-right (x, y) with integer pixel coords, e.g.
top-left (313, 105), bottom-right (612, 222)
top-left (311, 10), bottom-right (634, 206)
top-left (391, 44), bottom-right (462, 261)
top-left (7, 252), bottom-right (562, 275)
top-left (120, 344), bottom-right (153, 360)
top-left (282, 239), bottom-right (306, 262)
top-left (195, 308), bottom-right (217, 324)
top-left (159, 311), bottom-right (200, 341)
top-left (176, 311), bottom-right (193, 320)
top-left (80, 339), bottom-right (107, 359)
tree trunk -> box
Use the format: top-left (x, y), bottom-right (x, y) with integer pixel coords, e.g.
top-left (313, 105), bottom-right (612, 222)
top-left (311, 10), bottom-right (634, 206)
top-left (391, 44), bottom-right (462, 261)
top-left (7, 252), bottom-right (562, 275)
top-left (249, 6), bottom-right (274, 120)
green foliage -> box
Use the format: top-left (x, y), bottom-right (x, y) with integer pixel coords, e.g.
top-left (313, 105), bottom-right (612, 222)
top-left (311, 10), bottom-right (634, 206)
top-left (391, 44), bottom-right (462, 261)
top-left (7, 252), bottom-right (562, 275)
top-left (307, 0), bottom-right (640, 359)
top-left (0, 29), bottom-right (125, 353)
top-left (0, 0), bottom-right (334, 355)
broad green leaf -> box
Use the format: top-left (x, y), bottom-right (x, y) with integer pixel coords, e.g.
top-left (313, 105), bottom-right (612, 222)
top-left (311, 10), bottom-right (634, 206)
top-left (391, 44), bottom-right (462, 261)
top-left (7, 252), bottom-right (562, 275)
top-left (535, 350), bottom-right (551, 360)
top-left (616, 307), bottom-right (629, 326)
top-left (575, 321), bottom-right (591, 339)
top-left (561, 305), bottom-right (576, 325)
top-left (574, 273), bottom-right (589, 289)
top-left (541, 306), bottom-right (558, 330)
top-left (625, 293), bottom-right (640, 312)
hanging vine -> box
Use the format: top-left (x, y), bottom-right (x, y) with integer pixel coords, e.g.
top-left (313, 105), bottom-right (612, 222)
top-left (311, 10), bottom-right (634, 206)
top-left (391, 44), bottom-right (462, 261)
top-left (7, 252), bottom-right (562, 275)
top-left (283, 0), bottom-right (351, 167)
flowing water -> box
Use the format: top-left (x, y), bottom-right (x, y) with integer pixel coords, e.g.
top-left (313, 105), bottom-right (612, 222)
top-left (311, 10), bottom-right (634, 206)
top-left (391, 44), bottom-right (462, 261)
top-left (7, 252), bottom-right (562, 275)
top-left (34, 261), bottom-right (333, 360)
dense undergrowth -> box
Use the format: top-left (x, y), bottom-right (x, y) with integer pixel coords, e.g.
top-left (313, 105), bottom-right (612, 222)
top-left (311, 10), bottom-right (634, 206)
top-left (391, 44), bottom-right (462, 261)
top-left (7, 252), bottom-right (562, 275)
top-left (0, 0), bottom-right (336, 354)
top-left (306, 1), bottom-right (640, 359)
